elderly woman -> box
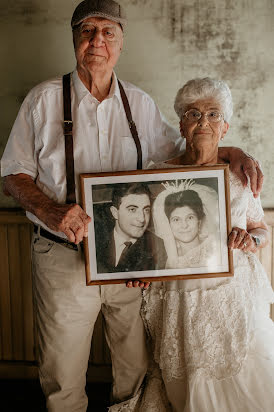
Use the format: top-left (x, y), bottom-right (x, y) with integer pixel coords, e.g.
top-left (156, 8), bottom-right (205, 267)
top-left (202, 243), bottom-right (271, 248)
top-left (110, 78), bottom-right (274, 412)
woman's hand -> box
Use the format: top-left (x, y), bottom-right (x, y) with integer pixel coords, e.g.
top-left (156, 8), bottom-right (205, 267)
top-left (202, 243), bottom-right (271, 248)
top-left (126, 280), bottom-right (151, 289)
top-left (228, 227), bottom-right (257, 253)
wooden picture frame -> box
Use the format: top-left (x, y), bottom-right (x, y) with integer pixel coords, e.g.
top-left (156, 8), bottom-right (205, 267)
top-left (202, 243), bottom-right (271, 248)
top-left (80, 164), bottom-right (233, 285)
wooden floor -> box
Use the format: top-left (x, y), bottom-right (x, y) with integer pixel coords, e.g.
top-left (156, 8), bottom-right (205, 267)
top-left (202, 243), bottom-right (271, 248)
top-left (0, 380), bottom-right (111, 412)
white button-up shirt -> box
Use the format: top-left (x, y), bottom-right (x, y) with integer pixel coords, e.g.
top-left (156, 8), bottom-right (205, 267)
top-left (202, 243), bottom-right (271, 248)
top-left (1, 70), bottom-right (184, 235)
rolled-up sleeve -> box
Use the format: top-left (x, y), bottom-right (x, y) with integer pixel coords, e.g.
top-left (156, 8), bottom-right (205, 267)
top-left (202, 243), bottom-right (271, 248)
top-left (1, 93), bottom-right (38, 179)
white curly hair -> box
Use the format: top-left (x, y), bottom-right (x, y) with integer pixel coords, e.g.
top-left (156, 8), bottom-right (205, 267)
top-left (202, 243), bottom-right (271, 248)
top-left (174, 77), bottom-right (233, 123)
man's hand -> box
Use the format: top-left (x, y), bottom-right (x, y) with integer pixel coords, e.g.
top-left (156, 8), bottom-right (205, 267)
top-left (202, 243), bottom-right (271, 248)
top-left (126, 280), bottom-right (150, 289)
top-left (218, 147), bottom-right (263, 197)
top-left (43, 203), bottom-right (91, 244)
top-left (3, 173), bottom-right (91, 244)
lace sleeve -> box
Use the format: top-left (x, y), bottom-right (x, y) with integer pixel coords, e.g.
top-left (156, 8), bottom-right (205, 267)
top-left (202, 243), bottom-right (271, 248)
top-left (246, 186), bottom-right (264, 223)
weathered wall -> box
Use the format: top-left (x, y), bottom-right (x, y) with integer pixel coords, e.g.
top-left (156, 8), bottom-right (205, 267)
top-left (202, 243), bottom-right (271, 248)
top-left (1, 0), bottom-right (273, 207)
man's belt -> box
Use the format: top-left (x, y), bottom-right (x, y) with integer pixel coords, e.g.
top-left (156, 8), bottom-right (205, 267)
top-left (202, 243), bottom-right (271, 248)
top-left (33, 224), bottom-right (79, 251)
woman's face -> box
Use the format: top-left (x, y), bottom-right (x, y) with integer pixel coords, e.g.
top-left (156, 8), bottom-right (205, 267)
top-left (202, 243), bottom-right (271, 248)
top-left (169, 206), bottom-right (200, 243)
top-left (180, 99), bottom-right (229, 154)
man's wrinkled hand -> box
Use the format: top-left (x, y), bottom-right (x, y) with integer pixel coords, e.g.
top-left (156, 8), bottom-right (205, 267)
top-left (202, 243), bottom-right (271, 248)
top-left (228, 150), bottom-right (264, 198)
top-left (45, 203), bottom-right (91, 244)
top-left (126, 280), bottom-right (151, 289)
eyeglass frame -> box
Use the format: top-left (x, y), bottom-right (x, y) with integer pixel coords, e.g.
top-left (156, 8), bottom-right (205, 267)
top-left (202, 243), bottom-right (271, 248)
top-left (72, 21), bottom-right (123, 42)
top-left (183, 109), bottom-right (224, 123)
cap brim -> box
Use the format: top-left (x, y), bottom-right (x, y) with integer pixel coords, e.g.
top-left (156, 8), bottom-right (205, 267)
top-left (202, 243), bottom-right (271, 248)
top-left (72, 12), bottom-right (126, 29)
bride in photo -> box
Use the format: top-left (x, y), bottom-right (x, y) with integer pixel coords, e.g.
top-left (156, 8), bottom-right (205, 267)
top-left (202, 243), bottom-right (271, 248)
top-left (152, 179), bottom-right (221, 270)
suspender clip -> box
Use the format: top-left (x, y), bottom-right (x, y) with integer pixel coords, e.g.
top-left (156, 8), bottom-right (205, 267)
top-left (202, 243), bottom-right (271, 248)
top-left (128, 120), bottom-right (136, 130)
top-left (64, 120), bottom-right (73, 136)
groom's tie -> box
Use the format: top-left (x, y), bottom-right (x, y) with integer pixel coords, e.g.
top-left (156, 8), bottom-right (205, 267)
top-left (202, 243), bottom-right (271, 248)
top-left (117, 241), bottom-right (132, 266)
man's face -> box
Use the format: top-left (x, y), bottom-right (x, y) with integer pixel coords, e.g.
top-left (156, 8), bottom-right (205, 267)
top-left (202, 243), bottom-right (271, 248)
top-left (74, 17), bottom-right (123, 75)
top-left (111, 194), bottom-right (151, 240)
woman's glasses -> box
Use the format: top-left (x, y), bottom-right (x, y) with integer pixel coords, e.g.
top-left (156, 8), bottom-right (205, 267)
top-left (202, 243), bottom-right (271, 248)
top-left (184, 109), bottom-right (224, 123)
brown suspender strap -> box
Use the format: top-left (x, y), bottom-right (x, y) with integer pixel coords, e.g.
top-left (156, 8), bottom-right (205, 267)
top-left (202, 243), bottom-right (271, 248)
top-left (118, 80), bottom-right (143, 170)
top-left (63, 73), bottom-right (76, 204)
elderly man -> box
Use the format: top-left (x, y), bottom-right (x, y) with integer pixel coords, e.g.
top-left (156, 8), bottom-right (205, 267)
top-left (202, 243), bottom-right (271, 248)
top-left (0, 0), bottom-right (263, 411)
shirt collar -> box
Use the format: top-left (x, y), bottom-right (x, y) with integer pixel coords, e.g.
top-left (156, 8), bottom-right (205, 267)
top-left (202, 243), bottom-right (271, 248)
top-left (114, 228), bottom-right (137, 246)
top-left (72, 69), bottom-right (122, 108)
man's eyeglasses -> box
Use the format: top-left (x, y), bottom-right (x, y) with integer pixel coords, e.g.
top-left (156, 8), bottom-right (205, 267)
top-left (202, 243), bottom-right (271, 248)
top-left (183, 109), bottom-right (224, 123)
top-left (74, 23), bottom-right (121, 42)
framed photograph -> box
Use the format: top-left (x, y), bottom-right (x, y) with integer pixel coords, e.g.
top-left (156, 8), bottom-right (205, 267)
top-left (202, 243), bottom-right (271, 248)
top-left (80, 164), bottom-right (233, 285)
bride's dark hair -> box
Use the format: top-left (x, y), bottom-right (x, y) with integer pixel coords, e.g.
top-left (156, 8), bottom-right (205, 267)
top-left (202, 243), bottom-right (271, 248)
top-left (164, 190), bottom-right (205, 221)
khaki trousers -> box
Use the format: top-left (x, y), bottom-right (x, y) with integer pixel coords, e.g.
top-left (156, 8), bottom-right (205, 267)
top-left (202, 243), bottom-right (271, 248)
top-left (32, 234), bottom-right (148, 412)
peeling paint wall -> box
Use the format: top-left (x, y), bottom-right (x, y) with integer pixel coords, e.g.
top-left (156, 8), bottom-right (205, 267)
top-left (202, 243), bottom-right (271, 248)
top-left (1, 0), bottom-right (273, 207)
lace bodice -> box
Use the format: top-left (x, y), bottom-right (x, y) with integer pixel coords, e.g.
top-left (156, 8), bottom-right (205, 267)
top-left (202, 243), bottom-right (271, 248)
top-left (166, 234), bottom-right (220, 269)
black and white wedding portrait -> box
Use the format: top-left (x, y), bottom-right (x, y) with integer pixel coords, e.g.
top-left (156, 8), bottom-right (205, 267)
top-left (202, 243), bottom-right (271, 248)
top-left (81, 166), bottom-right (233, 284)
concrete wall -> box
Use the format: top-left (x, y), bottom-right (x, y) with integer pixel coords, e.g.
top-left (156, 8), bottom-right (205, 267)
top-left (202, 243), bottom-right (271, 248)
top-left (1, 0), bottom-right (273, 207)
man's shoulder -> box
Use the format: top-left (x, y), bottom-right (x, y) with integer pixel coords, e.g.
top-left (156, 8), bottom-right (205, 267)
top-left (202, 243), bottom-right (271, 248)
top-left (118, 79), bottom-right (155, 104)
top-left (24, 76), bottom-right (63, 106)
top-left (141, 229), bottom-right (164, 245)
top-left (136, 230), bottom-right (167, 269)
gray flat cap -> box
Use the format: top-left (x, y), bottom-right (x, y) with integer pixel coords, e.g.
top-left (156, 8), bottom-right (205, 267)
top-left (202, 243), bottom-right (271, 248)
top-left (71, 0), bottom-right (127, 30)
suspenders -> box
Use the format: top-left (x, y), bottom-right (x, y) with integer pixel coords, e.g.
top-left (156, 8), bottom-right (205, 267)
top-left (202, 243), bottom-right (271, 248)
top-left (62, 73), bottom-right (143, 204)
top-left (117, 80), bottom-right (143, 170)
top-left (63, 74), bottom-right (76, 204)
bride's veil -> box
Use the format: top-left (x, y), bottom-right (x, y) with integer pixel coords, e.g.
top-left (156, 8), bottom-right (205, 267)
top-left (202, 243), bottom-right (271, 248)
top-left (152, 179), bottom-right (219, 266)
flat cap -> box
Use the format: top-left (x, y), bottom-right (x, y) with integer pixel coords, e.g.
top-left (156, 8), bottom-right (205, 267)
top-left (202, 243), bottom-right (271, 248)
top-left (71, 0), bottom-right (127, 30)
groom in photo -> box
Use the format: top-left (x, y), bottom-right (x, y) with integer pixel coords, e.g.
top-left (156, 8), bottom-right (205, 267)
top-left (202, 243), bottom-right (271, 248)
top-left (95, 182), bottom-right (167, 273)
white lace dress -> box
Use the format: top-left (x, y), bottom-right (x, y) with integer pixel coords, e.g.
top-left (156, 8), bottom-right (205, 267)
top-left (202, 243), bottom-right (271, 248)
top-left (109, 171), bottom-right (274, 412)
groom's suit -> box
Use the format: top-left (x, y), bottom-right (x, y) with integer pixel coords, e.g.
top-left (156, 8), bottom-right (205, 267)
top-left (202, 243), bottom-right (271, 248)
top-left (95, 226), bottom-right (167, 274)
